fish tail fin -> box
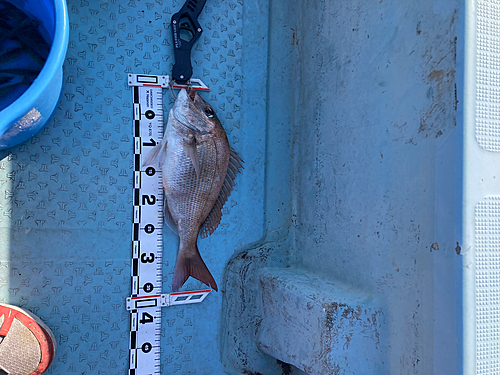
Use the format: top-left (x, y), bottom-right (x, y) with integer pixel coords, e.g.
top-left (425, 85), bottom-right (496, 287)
top-left (172, 244), bottom-right (218, 292)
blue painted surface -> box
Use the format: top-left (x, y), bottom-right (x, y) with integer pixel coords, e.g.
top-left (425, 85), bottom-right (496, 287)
top-left (0, 0), bottom-right (69, 149)
top-left (0, 0), bottom-right (266, 374)
top-left (0, 0), bottom-right (464, 374)
top-left (221, 0), bottom-right (462, 374)
top-left (290, 2), bottom-right (459, 373)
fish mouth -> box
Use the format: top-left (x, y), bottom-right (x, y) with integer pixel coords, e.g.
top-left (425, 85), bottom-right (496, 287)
top-left (188, 88), bottom-right (196, 101)
top-left (173, 89), bottom-right (211, 135)
top-left (172, 89), bottom-right (200, 133)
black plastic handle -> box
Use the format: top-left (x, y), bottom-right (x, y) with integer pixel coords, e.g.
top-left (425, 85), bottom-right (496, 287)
top-left (171, 0), bottom-right (207, 83)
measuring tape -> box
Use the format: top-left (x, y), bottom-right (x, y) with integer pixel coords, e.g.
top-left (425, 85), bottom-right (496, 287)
top-left (127, 74), bottom-right (211, 375)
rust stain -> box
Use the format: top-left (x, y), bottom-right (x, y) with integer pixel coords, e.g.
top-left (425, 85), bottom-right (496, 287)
top-left (321, 302), bottom-right (383, 373)
top-left (343, 333), bottom-right (353, 350)
top-left (428, 69), bottom-right (446, 80)
top-left (418, 11), bottom-right (457, 140)
top-left (419, 67), bottom-right (455, 138)
top-left (291, 28), bottom-right (299, 46)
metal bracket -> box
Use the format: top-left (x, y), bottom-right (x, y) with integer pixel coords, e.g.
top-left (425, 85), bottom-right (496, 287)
top-left (128, 74), bottom-right (209, 91)
top-left (126, 289), bottom-right (212, 310)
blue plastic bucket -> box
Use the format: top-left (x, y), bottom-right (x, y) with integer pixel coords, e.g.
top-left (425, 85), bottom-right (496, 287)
top-left (0, 0), bottom-right (68, 150)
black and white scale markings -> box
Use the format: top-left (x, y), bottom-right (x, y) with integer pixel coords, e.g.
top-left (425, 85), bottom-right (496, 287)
top-left (127, 74), bottom-right (211, 375)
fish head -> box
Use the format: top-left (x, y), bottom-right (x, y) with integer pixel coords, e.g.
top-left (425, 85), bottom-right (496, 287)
top-left (172, 89), bottom-right (220, 134)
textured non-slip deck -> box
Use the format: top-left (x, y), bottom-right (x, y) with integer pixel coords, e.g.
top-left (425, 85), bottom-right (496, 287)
top-left (465, 1), bottom-right (500, 374)
top-left (0, 0), bottom-right (267, 373)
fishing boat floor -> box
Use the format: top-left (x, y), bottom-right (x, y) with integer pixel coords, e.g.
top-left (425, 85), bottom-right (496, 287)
top-left (0, 0), bottom-right (460, 374)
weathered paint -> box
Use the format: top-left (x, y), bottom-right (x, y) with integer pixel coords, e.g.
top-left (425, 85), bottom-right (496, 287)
top-left (257, 268), bottom-right (385, 374)
top-left (222, 0), bottom-right (460, 374)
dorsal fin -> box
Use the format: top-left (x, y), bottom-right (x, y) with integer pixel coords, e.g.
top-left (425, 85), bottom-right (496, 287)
top-left (200, 147), bottom-right (244, 239)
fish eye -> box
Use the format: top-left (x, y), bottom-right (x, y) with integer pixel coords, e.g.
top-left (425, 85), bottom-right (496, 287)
top-left (204, 106), bottom-right (214, 118)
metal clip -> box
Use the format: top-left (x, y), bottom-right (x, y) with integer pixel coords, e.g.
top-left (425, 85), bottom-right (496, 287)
top-left (170, 0), bottom-right (207, 83)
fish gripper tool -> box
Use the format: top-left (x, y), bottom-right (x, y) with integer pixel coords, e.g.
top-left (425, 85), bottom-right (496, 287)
top-left (171, 0), bottom-right (208, 84)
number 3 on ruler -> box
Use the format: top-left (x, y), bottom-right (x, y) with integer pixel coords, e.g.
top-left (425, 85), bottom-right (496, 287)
top-left (141, 253), bottom-right (155, 263)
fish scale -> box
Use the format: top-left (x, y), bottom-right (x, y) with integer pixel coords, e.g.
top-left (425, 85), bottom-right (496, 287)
top-left (166, 141), bottom-right (218, 236)
top-left (164, 130), bottom-right (222, 248)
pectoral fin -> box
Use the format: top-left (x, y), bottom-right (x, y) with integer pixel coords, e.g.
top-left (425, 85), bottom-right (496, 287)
top-left (163, 194), bottom-right (178, 235)
top-left (142, 140), bottom-right (167, 168)
top-left (183, 136), bottom-right (200, 177)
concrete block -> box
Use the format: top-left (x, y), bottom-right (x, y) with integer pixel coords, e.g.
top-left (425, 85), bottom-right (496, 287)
top-left (256, 268), bottom-right (386, 374)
